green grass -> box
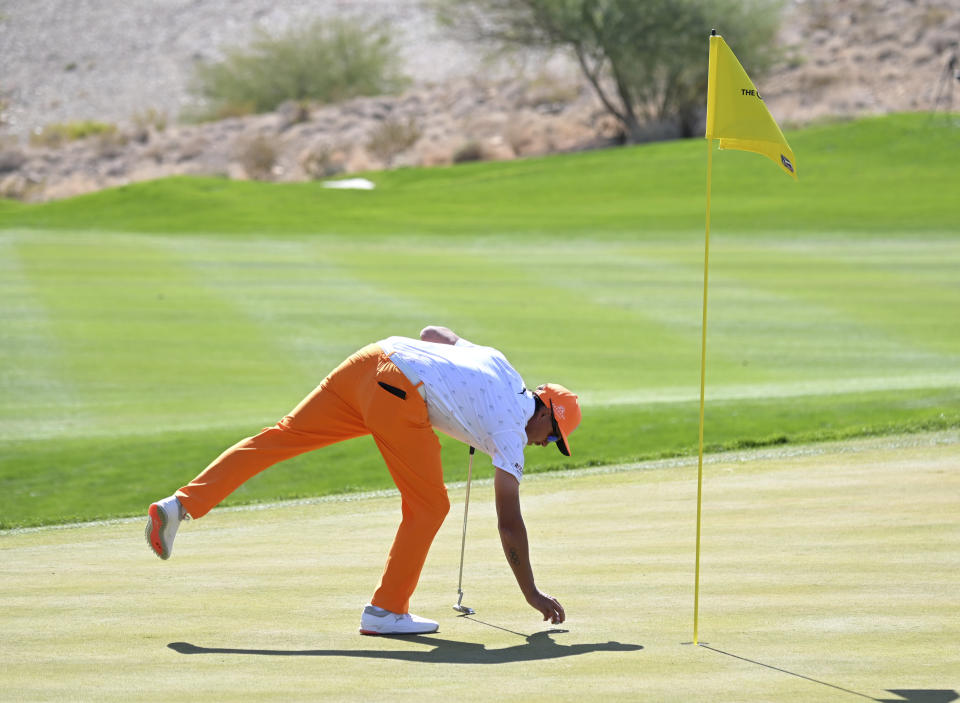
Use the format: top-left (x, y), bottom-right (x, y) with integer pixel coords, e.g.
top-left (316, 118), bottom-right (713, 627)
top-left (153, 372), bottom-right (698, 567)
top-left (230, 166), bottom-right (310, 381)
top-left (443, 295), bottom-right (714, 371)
top-left (1, 113), bottom-right (957, 235)
top-left (2, 388), bottom-right (957, 529)
top-left (3, 436), bottom-right (958, 701)
top-left (1, 114), bottom-right (958, 528)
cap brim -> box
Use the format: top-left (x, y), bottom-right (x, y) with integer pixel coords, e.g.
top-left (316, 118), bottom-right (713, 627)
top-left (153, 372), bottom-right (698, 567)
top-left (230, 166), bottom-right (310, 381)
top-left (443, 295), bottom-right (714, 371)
top-left (549, 399), bottom-right (572, 457)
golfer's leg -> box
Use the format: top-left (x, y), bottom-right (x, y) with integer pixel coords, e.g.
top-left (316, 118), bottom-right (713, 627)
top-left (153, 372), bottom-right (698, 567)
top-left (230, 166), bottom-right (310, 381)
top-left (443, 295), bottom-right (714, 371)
top-left (175, 419), bottom-right (354, 519)
top-left (176, 347), bottom-right (379, 519)
top-left (370, 429), bottom-right (448, 615)
top-left (362, 352), bottom-right (449, 614)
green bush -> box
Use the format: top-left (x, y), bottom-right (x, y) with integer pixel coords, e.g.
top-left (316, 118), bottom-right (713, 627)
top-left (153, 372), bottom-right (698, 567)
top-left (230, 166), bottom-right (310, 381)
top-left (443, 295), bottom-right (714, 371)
top-left (29, 121), bottom-right (118, 148)
top-left (191, 17), bottom-right (410, 118)
top-left (435, 0), bottom-right (785, 140)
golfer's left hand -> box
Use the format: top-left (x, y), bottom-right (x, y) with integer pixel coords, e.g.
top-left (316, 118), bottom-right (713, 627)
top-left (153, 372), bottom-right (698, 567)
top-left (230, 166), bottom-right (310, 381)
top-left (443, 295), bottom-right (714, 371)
top-left (527, 590), bottom-right (565, 624)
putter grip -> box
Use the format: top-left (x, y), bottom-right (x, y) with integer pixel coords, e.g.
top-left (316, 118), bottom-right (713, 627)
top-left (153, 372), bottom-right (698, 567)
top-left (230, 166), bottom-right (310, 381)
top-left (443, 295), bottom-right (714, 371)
top-left (469, 446), bottom-right (475, 455)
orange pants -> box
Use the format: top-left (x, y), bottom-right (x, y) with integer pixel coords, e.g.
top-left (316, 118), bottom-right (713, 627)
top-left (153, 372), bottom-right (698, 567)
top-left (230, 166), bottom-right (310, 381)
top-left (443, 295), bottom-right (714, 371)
top-left (176, 344), bottom-right (449, 614)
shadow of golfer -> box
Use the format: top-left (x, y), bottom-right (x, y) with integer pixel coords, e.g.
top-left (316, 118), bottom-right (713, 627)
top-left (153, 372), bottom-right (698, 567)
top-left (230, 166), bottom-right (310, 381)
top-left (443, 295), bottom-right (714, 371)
top-left (168, 629), bottom-right (642, 665)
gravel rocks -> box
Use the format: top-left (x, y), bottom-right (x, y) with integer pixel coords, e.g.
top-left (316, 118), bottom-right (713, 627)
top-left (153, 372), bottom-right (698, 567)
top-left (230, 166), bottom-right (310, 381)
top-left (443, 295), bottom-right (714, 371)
top-left (0, 0), bottom-right (491, 137)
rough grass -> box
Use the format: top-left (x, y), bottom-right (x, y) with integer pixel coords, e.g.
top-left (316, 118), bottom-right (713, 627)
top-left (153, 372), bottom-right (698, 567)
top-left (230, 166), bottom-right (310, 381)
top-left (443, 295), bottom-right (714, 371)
top-left (1, 114), bottom-right (956, 235)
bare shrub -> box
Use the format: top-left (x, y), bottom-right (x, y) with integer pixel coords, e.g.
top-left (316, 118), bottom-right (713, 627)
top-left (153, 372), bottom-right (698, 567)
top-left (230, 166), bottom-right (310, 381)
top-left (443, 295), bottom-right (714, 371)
top-left (300, 142), bottom-right (346, 179)
top-left (919, 7), bottom-right (950, 30)
top-left (452, 140), bottom-right (483, 164)
top-left (237, 135), bottom-right (278, 180)
top-left (180, 101), bottom-right (256, 125)
top-left (95, 128), bottom-right (129, 158)
top-left (130, 108), bottom-right (168, 142)
top-left (504, 119), bottom-right (534, 155)
top-left (0, 147), bottom-right (26, 173)
top-left (278, 100), bottom-right (311, 129)
top-left (0, 173), bottom-right (42, 200)
top-left (131, 108), bottom-right (168, 133)
top-left (519, 71), bottom-right (581, 111)
top-left (366, 117), bottom-right (421, 164)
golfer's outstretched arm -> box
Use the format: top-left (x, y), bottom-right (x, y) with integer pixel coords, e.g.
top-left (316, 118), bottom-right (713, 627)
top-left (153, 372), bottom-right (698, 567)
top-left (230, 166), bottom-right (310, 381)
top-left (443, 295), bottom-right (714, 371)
top-left (494, 469), bottom-right (566, 624)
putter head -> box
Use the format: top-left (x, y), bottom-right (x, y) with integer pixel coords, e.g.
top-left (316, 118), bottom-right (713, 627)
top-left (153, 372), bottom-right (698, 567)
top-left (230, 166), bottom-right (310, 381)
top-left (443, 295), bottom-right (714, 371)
top-left (453, 591), bottom-right (474, 615)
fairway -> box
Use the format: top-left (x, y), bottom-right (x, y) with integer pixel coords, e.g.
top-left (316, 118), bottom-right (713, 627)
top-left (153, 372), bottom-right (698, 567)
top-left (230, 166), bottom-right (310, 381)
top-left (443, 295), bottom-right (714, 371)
top-left (2, 433), bottom-right (957, 702)
top-left (0, 113), bottom-right (958, 528)
top-left (2, 227), bottom-right (959, 527)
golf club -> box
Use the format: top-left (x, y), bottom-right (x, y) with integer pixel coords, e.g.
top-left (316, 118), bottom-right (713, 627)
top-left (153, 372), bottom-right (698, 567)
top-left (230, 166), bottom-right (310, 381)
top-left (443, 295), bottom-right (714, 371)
top-left (453, 446), bottom-right (476, 615)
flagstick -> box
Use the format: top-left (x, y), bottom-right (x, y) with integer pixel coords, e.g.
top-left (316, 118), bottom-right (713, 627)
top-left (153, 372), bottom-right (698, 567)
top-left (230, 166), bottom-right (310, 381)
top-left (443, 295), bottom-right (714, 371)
top-left (693, 138), bottom-right (714, 646)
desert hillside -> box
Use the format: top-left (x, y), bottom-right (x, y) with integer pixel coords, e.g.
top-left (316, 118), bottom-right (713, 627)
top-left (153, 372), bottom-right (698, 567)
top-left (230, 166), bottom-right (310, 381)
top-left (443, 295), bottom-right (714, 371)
top-left (0, 0), bottom-right (957, 201)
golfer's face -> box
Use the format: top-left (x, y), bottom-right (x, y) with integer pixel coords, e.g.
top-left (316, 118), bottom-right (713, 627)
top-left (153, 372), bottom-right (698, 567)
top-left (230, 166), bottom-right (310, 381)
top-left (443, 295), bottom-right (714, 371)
top-left (527, 409), bottom-right (559, 447)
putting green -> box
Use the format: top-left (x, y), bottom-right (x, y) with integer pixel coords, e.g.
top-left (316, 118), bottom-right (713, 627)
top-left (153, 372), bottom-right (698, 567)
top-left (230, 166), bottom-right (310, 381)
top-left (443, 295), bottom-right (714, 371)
top-left (3, 432), bottom-right (957, 702)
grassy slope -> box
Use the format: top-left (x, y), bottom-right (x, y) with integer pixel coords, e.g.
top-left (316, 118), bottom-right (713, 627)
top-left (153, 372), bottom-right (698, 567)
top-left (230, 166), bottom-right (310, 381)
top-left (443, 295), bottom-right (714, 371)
top-left (1, 114), bottom-right (958, 528)
top-left (1, 113), bottom-right (957, 236)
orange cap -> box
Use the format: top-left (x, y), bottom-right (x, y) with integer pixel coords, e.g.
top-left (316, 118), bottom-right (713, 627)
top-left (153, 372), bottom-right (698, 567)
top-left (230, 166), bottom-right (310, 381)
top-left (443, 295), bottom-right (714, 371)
top-left (534, 383), bottom-right (581, 457)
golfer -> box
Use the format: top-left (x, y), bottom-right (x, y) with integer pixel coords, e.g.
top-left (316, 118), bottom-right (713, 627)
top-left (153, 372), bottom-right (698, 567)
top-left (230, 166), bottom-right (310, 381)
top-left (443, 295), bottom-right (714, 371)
top-left (146, 325), bottom-right (581, 635)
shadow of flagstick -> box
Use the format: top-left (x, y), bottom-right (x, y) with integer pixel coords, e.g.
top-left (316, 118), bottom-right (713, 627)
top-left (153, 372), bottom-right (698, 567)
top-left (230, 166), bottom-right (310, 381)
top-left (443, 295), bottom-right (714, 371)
top-left (699, 645), bottom-right (959, 703)
top-left (876, 693), bottom-right (959, 703)
top-left (699, 644), bottom-right (876, 699)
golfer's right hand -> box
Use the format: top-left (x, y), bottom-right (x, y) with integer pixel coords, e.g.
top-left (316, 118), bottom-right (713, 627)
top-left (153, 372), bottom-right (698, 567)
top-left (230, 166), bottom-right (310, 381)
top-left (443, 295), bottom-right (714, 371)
top-left (527, 590), bottom-right (565, 624)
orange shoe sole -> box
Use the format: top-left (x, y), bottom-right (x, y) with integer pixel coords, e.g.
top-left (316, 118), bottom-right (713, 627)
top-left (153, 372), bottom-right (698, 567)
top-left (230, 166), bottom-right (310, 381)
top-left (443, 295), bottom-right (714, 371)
top-left (145, 503), bottom-right (169, 559)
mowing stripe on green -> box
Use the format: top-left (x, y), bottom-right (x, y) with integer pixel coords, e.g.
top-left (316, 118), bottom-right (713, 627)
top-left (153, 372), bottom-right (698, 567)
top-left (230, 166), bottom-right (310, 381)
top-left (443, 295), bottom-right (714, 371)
top-left (0, 236), bottom-right (80, 420)
top-left (1, 115), bottom-right (957, 528)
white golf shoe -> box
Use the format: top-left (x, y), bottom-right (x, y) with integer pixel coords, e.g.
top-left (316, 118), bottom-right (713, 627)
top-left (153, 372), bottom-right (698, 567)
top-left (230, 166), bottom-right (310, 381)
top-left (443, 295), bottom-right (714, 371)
top-left (359, 604), bottom-right (439, 635)
top-left (145, 495), bottom-right (186, 560)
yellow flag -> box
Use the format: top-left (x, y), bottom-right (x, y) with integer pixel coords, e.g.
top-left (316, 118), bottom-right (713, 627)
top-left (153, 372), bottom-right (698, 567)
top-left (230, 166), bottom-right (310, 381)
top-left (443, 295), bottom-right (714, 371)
top-left (705, 34), bottom-right (797, 179)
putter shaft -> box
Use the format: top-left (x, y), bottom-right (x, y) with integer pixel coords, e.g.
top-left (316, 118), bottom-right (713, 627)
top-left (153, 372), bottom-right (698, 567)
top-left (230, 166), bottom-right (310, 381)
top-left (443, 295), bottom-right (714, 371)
top-left (454, 447), bottom-right (476, 613)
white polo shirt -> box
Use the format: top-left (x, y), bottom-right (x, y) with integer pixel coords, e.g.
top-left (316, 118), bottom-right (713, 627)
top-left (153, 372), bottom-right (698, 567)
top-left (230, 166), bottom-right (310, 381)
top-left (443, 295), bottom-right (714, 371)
top-left (379, 336), bottom-right (534, 481)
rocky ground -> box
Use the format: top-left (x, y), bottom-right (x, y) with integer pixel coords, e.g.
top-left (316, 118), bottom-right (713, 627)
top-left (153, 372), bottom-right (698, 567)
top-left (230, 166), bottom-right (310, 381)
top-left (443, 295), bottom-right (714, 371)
top-left (0, 0), bottom-right (957, 202)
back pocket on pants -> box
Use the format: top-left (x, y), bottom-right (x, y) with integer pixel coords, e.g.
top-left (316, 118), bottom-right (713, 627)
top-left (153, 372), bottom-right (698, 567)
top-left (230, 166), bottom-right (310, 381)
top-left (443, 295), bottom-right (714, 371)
top-left (378, 381), bottom-right (407, 400)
